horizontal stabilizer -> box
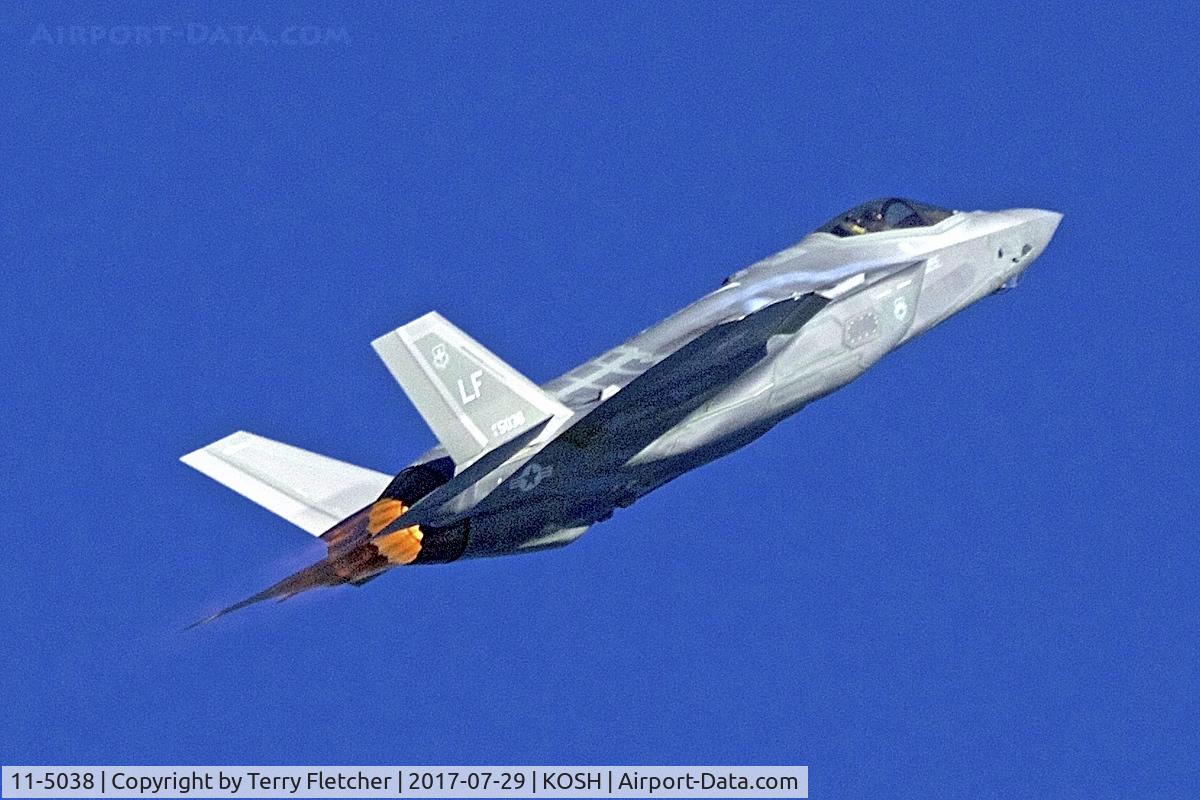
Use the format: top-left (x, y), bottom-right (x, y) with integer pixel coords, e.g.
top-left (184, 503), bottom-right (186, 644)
top-left (372, 312), bottom-right (570, 467)
top-left (180, 431), bottom-right (392, 535)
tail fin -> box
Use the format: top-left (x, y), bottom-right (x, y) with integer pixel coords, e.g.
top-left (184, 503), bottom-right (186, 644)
top-left (372, 312), bottom-right (569, 467)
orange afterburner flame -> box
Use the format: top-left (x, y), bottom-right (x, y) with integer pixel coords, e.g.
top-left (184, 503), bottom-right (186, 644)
top-left (366, 498), bottom-right (424, 565)
top-left (367, 499), bottom-right (406, 533)
top-left (189, 495), bottom-right (430, 627)
top-left (375, 526), bottom-right (424, 564)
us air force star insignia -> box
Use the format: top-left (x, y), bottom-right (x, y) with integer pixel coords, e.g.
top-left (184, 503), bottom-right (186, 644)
top-left (515, 462), bottom-right (553, 492)
top-left (431, 344), bottom-right (449, 370)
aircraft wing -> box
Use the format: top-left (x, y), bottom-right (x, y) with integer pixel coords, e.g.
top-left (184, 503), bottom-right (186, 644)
top-left (470, 293), bottom-right (828, 517)
top-left (180, 431), bottom-right (392, 535)
top-left (558, 294), bottom-right (825, 455)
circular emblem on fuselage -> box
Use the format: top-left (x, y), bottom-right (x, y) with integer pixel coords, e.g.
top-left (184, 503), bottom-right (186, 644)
top-left (515, 462), bottom-right (553, 492)
top-left (893, 297), bottom-right (909, 321)
top-left (845, 312), bottom-right (879, 347)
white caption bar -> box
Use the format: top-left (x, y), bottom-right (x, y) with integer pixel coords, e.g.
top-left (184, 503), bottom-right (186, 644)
top-left (2, 766), bottom-right (807, 798)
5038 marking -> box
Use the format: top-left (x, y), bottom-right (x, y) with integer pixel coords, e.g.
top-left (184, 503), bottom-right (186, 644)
top-left (491, 411), bottom-right (526, 437)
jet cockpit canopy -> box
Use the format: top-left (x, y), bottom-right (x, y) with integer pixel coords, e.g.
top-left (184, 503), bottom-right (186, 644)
top-left (817, 198), bottom-right (955, 238)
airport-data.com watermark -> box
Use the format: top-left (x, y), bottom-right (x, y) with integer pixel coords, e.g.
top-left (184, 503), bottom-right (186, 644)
top-left (29, 23), bottom-right (351, 47)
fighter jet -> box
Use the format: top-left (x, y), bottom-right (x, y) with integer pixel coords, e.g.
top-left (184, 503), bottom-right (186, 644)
top-left (183, 198), bottom-right (1061, 624)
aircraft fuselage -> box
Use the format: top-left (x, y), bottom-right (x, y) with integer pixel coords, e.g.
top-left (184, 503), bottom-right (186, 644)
top-left (438, 205), bottom-right (1062, 558)
top-left (184, 199), bottom-right (1062, 624)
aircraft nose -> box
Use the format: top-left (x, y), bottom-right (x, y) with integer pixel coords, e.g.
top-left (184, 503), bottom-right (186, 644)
top-left (992, 209), bottom-right (1062, 292)
top-left (1009, 208), bottom-right (1063, 257)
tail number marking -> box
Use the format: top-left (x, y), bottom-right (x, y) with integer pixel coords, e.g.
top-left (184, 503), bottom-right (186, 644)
top-left (491, 411), bottom-right (527, 438)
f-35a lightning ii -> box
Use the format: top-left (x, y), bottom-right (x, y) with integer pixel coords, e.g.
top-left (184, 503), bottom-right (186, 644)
top-left (183, 198), bottom-right (1061, 624)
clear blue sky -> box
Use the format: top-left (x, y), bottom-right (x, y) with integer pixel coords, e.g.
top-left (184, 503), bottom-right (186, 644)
top-left (2, 3), bottom-right (1197, 798)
